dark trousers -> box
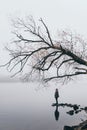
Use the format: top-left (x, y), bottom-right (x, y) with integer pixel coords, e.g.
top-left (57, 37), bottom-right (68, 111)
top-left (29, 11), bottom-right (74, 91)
top-left (56, 98), bottom-right (58, 104)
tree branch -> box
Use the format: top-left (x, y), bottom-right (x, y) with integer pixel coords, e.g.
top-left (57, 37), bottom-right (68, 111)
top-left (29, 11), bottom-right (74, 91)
top-left (2, 17), bottom-right (87, 83)
top-left (40, 18), bottom-right (54, 46)
top-left (44, 71), bottom-right (87, 82)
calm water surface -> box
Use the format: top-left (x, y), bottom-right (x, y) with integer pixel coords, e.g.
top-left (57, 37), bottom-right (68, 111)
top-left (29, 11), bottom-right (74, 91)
top-left (0, 79), bottom-right (87, 130)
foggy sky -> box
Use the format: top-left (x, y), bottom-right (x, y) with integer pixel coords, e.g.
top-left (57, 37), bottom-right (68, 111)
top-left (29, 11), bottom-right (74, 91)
top-left (0, 0), bottom-right (87, 81)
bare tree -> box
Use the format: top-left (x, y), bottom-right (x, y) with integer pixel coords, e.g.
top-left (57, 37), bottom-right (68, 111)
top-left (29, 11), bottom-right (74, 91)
top-left (2, 16), bottom-right (87, 83)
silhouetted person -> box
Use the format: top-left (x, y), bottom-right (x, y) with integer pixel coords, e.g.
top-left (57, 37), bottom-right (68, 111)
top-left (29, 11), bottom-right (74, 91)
top-left (54, 105), bottom-right (59, 121)
top-left (54, 88), bottom-right (59, 104)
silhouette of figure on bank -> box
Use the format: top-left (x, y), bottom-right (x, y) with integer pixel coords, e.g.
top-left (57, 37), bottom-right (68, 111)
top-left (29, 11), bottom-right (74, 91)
top-left (54, 88), bottom-right (59, 104)
top-left (54, 105), bottom-right (59, 121)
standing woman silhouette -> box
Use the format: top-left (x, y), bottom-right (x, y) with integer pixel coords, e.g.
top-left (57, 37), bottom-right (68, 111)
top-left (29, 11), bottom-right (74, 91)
top-left (54, 89), bottom-right (59, 104)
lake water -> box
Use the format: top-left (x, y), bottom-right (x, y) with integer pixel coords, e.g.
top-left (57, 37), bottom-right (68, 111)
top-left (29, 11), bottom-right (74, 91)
top-left (0, 79), bottom-right (87, 130)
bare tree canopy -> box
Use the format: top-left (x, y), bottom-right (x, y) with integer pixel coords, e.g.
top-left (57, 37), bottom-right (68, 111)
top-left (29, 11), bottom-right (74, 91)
top-left (2, 16), bottom-right (87, 83)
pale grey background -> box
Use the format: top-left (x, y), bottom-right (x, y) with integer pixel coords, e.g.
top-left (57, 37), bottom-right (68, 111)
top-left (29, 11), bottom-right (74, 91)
top-left (0, 0), bottom-right (87, 82)
top-left (0, 2), bottom-right (87, 129)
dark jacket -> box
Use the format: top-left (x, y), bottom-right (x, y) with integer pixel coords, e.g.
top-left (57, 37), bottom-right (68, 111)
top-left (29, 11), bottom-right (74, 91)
top-left (55, 89), bottom-right (59, 99)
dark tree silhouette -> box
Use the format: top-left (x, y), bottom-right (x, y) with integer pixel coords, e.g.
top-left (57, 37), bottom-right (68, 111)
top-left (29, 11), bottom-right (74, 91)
top-left (2, 16), bottom-right (87, 82)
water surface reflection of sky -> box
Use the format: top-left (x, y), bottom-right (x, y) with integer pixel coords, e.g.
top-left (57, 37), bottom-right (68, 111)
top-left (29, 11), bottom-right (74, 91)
top-left (0, 81), bottom-right (87, 130)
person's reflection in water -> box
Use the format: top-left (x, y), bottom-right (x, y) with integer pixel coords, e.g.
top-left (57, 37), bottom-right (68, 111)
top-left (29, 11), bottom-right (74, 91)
top-left (54, 105), bottom-right (59, 121)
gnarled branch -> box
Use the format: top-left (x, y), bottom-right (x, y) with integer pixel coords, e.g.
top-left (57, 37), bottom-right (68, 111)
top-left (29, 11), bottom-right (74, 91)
top-left (2, 16), bottom-right (87, 83)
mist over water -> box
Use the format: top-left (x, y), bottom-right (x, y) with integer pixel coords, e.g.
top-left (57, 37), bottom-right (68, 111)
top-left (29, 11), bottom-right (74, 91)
top-left (0, 80), bottom-right (87, 130)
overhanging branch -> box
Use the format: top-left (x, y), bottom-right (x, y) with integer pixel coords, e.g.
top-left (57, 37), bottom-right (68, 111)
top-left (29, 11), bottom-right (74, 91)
top-left (2, 17), bottom-right (87, 83)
